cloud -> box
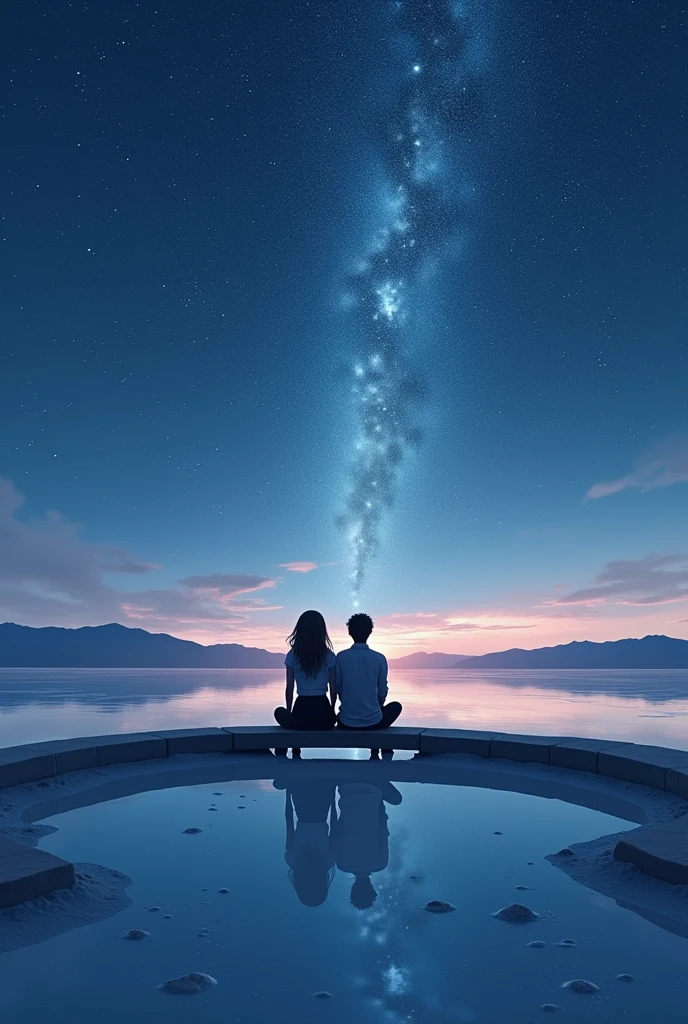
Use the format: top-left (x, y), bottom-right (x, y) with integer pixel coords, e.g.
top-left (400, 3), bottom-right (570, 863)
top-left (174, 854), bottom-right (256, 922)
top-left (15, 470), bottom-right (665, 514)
top-left (586, 435), bottom-right (688, 500)
top-left (179, 574), bottom-right (276, 597)
top-left (278, 561), bottom-right (319, 573)
top-left (550, 553), bottom-right (688, 607)
top-left (0, 476), bottom-right (281, 639)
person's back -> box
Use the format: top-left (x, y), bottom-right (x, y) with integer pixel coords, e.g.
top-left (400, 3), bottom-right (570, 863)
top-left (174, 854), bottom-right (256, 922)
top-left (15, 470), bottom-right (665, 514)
top-left (335, 613), bottom-right (402, 732)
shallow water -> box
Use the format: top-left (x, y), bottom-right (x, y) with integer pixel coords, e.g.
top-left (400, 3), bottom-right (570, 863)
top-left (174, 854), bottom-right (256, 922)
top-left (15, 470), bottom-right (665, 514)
top-left (1, 764), bottom-right (686, 1022)
top-left (2, 668), bottom-right (688, 748)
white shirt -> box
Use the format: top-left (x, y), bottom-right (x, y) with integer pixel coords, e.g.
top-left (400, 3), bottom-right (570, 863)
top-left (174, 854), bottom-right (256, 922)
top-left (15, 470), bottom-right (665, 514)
top-left (335, 643), bottom-right (388, 727)
top-left (285, 649), bottom-right (335, 696)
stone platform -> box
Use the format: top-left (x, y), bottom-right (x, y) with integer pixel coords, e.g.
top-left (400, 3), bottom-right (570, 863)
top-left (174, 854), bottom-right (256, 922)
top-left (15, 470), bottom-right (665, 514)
top-left (2, 725), bottom-right (688, 907)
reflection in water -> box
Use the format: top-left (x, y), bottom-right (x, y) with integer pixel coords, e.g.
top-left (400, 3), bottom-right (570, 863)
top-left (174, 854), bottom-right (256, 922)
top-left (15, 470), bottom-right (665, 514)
top-left (279, 778), bottom-right (337, 907)
top-left (3, 668), bottom-right (688, 749)
top-left (335, 781), bottom-right (402, 910)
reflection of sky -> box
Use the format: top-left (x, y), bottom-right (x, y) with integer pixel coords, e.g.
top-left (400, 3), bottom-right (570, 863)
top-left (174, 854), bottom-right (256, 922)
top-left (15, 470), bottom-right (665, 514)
top-left (6, 775), bottom-right (687, 1023)
top-left (2, 668), bottom-right (688, 749)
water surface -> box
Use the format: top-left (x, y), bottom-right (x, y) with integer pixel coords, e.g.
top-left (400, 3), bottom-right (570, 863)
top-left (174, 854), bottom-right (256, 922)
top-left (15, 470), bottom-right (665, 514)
top-left (0, 767), bottom-right (684, 1022)
top-left (2, 668), bottom-right (688, 748)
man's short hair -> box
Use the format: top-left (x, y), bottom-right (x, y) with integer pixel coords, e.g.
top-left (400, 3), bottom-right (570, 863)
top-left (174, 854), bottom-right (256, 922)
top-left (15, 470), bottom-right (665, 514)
top-left (347, 613), bottom-right (374, 642)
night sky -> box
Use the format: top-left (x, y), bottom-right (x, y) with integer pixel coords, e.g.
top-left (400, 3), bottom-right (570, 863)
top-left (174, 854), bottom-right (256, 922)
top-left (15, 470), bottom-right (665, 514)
top-left (2, 0), bottom-right (686, 655)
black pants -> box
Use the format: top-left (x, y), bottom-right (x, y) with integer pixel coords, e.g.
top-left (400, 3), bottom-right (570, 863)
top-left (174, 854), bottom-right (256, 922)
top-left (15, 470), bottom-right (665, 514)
top-left (336, 701), bottom-right (403, 731)
top-left (274, 695), bottom-right (336, 731)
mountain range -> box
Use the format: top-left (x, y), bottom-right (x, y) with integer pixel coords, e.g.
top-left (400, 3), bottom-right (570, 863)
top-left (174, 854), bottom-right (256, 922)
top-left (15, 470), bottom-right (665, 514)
top-left (454, 635), bottom-right (688, 669)
top-left (0, 623), bottom-right (687, 669)
top-left (0, 622), bottom-right (284, 668)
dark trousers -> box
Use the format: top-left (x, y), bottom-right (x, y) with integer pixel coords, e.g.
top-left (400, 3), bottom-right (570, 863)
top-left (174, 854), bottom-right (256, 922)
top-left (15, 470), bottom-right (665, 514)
top-left (336, 701), bottom-right (403, 731)
top-left (274, 695), bottom-right (336, 731)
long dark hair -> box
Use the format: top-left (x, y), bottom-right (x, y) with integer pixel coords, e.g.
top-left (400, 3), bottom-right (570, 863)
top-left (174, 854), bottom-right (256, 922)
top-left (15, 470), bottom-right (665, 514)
top-left (287, 610), bottom-right (333, 678)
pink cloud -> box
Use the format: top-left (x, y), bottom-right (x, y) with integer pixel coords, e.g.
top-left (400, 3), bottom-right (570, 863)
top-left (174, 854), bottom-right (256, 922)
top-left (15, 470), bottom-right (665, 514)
top-left (179, 574), bottom-right (277, 597)
top-left (278, 561), bottom-right (319, 573)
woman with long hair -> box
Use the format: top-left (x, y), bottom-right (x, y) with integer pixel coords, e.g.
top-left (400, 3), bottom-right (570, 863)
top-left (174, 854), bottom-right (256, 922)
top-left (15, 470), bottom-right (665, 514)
top-left (274, 609), bottom-right (337, 733)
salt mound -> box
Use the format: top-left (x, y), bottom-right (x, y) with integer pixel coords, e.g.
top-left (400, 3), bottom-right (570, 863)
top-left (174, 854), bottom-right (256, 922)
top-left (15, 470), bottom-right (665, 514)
top-left (541, 1004), bottom-right (559, 1012)
top-left (313, 991), bottom-right (332, 999)
top-left (515, 885), bottom-right (530, 891)
top-left (213, 792), bottom-right (223, 796)
top-left (148, 906), bottom-right (161, 912)
top-left (122, 929), bottom-right (150, 940)
top-left (182, 828), bottom-right (202, 834)
top-left (527, 940), bottom-right (546, 948)
top-left (492, 903), bottom-right (539, 922)
top-left (557, 939), bottom-right (576, 947)
top-left (218, 888), bottom-right (230, 894)
top-left (494, 831), bottom-right (503, 835)
top-left (616, 973), bottom-right (636, 983)
top-left (561, 979), bottom-right (600, 994)
top-left (423, 900), bottom-right (456, 914)
top-left (161, 972), bottom-right (217, 995)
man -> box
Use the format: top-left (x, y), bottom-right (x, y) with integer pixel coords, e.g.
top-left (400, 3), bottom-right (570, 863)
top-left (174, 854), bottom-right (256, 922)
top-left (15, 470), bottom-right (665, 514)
top-left (335, 613), bottom-right (402, 756)
top-left (333, 780), bottom-right (402, 909)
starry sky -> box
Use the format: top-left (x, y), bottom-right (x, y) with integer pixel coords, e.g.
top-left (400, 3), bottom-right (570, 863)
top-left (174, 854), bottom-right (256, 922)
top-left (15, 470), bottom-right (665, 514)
top-left (1, 0), bottom-right (686, 656)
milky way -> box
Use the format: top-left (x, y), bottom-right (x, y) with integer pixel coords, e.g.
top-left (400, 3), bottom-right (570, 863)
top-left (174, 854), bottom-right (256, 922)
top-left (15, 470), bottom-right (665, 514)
top-left (339, 0), bottom-right (483, 599)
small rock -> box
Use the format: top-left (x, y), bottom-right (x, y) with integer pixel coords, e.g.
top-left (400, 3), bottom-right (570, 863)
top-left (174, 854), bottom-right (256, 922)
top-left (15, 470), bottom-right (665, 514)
top-left (541, 1004), bottom-right (559, 1012)
top-left (556, 848), bottom-right (574, 857)
top-left (239, 795), bottom-right (246, 798)
top-left (161, 972), bottom-right (217, 995)
top-left (409, 875), bottom-right (419, 882)
top-left (163, 914), bottom-right (173, 919)
top-left (313, 991), bottom-right (332, 1000)
top-left (213, 792), bottom-right (223, 796)
top-left (237, 806), bottom-right (245, 810)
top-left (208, 807), bottom-right (218, 811)
top-left (494, 831), bottom-right (503, 835)
top-left (201, 888), bottom-right (208, 892)
top-left (182, 828), bottom-right (202, 834)
top-left (122, 929), bottom-right (150, 940)
top-left (557, 939), bottom-right (576, 948)
top-left (218, 888), bottom-right (230, 894)
top-left (527, 861), bottom-right (534, 865)
top-left (515, 885), bottom-right (530, 891)
top-left (616, 973), bottom-right (636, 983)
top-left (423, 900), bottom-right (456, 914)
top-left (527, 940), bottom-right (547, 948)
top-left (492, 903), bottom-right (539, 923)
top-left (148, 906), bottom-right (161, 912)
top-left (561, 979), bottom-right (600, 994)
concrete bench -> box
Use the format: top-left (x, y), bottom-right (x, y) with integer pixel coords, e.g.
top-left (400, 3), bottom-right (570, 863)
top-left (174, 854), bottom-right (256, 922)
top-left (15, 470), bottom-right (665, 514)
top-left (224, 725), bottom-right (426, 751)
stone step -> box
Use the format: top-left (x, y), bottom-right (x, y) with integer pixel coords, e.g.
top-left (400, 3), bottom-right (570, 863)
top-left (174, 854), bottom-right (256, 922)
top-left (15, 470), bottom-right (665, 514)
top-left (0, 836), bottom-right (75, 909)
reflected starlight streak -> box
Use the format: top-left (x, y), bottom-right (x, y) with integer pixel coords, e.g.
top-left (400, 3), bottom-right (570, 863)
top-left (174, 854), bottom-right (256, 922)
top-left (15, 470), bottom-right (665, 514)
top-left (339, 0), bottom-right (483, 598)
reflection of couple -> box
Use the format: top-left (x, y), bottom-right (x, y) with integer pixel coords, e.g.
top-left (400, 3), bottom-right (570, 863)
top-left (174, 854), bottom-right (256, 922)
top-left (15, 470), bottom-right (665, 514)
top-left (280, 777), bottom-right (402, 908)
top-left (274, 610), bottom-right (402, 755)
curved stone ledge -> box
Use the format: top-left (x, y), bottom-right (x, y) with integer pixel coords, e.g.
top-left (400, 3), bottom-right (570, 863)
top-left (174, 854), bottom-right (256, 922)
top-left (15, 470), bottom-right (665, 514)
top-left (3, 725), bottom-right (688, 905)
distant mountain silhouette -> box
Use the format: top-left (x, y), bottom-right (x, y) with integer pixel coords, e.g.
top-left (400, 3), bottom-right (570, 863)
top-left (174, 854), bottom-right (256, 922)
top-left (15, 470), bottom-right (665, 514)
top-left (0, 622), bottom-right (284, 668)
top-left (388, 651), bottom-right (469, 669)
top-left (455, 635), bottom-right (688, 669)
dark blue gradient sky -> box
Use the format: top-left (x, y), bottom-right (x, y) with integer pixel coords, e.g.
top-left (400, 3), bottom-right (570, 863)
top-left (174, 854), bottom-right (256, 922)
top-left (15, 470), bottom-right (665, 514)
top-left (1, 0), bottom-right (686, 654)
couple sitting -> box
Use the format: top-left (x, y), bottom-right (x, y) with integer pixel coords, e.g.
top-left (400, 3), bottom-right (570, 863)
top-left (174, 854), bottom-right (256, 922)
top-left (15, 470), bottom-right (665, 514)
top-left (274, 610), bottom-right (402, 743)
